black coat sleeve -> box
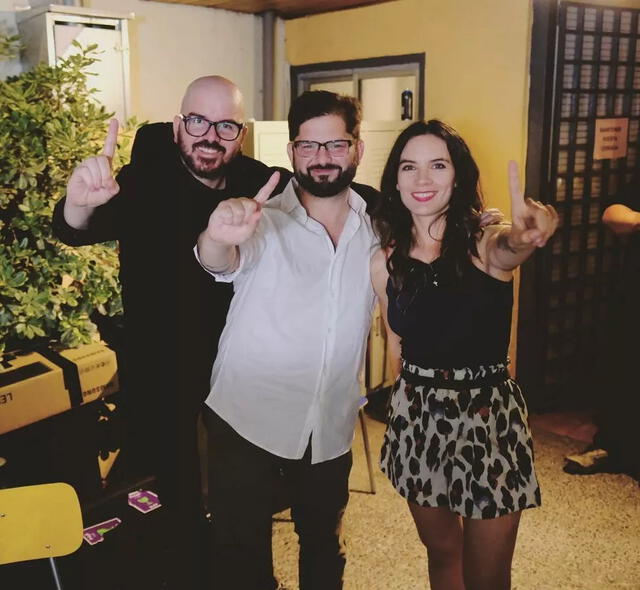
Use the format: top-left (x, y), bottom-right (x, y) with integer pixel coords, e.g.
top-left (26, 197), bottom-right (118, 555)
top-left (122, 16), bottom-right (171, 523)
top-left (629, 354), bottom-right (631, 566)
top-left (226, 154), bottom-right (293, 198)
top-left (52, 123), bottom-right (175, 246)
top-left (271, 166), bottom-right (293, 196)
top-left (52, 182), bottom-right (122, 246)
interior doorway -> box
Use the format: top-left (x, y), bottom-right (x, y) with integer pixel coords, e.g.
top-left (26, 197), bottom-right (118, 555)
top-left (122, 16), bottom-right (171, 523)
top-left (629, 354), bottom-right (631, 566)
top-left (291, 53), bottom-right (425, 121)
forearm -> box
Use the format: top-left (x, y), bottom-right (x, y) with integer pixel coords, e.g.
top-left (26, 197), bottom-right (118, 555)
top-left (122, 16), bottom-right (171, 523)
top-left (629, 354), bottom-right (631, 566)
top-left (53, 198), bottom-right (98, 246)
top-left (488, 225), bottom-right (536, 271)
top-left (63, 199), bottom-right (96, 230)
top-left (602, 204), bottom-right (640, 236)
top-left (371, 251), bottom-right (402, 379)
top-left (386, 331), bottom-right (402, 379)
top-left (196, 231), bottom-right (239, 273)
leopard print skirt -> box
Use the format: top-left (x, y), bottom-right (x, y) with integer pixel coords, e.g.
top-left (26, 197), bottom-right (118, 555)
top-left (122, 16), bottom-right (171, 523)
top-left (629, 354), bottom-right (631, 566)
top-left (380, 361), bottom-right (541, 519)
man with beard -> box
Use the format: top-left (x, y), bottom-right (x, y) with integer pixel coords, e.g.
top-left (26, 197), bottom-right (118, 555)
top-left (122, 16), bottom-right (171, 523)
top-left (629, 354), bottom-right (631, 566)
top-left (195, 91), bottom-right (379, 590)
top-left (52, 76), bottom-right (290, 589)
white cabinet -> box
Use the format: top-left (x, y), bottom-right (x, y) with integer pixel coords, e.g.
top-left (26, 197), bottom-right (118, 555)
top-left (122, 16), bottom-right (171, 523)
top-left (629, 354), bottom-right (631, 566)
top-left (16, 4), bottom-right (133, 122)
top-left (244, 121), bottom-right (292, 172)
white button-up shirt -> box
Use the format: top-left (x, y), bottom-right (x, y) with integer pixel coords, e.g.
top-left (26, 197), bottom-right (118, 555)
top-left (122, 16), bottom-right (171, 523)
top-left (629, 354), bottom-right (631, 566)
top-left (198, 179), bottom-right (377, 463)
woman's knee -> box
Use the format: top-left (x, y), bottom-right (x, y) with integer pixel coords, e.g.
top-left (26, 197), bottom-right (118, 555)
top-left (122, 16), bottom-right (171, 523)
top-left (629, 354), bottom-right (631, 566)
top-left (423, 535), bottom-right (462, 566)
top-left (409, 504), bottom-right (463, 561)
top-left (462, 512), bottom-right (521, 590)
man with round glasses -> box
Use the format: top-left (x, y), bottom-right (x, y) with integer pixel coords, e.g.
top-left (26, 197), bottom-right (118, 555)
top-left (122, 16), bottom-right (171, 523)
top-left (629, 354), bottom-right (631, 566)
top-left (53, 75), bottom-right (290, 589)
top-left (174, 110), bottom-right (245, 186)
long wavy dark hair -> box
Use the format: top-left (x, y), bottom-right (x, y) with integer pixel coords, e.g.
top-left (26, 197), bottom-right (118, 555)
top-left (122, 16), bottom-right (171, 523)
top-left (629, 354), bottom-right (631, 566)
top-left (373, 119), bottom-right (484, 291)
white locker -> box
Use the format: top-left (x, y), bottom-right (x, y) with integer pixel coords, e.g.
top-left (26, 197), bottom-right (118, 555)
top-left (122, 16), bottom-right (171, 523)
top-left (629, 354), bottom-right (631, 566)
top-left (16, 4), bottom-right (133, 123)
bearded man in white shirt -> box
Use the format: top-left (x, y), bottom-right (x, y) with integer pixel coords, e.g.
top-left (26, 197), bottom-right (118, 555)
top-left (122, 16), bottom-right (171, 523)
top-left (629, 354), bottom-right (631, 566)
top-left (196, 91), bottom-right (379, 590)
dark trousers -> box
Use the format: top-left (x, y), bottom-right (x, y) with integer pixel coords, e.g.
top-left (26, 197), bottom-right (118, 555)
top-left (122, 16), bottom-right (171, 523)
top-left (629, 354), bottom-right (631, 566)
top-left (125, 390), bottom-right (209, 589)
top-left (593, 287), bottom-right (640, 477)
top-left (205, 408), bottom-right (352, 590)
top-left (155, 410), bottom-right (210, 589)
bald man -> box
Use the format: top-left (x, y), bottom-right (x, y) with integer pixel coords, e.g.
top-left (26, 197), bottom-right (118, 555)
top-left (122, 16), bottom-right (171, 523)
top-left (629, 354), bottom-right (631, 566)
top-left (173, 76), bottom-right (251, 188)
top-left (53, 76), bottom-right (290, 589)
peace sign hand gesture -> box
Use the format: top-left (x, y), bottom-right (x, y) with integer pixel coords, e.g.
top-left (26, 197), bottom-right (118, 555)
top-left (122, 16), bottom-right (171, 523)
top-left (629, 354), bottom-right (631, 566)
top-left (205, 171), bottom-right (280, 246)
top-left (66, 118), bottom-right (120, 208)
top-left (506, 161), bottom-right (558, 250)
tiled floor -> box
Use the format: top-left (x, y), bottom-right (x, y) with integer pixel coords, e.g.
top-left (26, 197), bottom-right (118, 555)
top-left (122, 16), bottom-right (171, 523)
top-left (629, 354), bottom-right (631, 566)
top-left (272, 413), bottom-right (640, 590)
top-left (529, 411), bottom-right (597, 445)
top-left (3, 409), bottom-right (633, 589)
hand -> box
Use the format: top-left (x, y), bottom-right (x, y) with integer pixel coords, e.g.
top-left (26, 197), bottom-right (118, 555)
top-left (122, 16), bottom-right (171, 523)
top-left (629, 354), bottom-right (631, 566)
top-left (205, 171), bottom-right (280, 246)
top-left (66, 119), bottom-right (120, 208)
top-left (479, 207), bottom-right (505, 227)
top-left (507, 160), bottom-right (558, 249)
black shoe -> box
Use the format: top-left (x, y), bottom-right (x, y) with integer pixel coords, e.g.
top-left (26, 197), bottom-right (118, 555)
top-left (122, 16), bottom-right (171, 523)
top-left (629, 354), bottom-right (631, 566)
top-left (563, 448), bottom-right (613, 475)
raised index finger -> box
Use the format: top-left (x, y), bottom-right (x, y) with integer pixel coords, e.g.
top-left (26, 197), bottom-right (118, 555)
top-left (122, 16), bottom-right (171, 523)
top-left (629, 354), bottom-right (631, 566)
top-left (102, 118), bottom-right (119, 161)
top-left (508, 160), bottom-right (525, 213)
top-left (254, 171), bottom-right (280, 204)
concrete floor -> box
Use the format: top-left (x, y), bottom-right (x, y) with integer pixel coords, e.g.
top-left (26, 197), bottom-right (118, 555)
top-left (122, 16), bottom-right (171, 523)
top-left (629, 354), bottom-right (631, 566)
top-left (272, 414), bottom-right (640, 590)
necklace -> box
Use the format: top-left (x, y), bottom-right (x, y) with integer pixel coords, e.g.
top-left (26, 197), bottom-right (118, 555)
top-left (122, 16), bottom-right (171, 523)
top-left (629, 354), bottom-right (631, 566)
top-left (425, 260), bottom-right (439, 287)
top-left (398, 259), bottom-right (440, 315)
top-left (415, 257), bottom-right (440, 287)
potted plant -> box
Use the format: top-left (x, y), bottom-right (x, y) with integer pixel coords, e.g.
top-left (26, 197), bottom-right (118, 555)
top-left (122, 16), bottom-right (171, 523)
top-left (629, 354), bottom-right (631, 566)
top-left (0, 34), bottom-right (136, 358)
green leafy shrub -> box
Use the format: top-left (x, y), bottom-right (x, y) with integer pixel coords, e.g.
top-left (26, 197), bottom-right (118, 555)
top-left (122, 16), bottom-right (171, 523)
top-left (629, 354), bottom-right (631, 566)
top-left (1, 37), bottom-right (136, 357)
top-left (0, 31), bottom-right (20, 60)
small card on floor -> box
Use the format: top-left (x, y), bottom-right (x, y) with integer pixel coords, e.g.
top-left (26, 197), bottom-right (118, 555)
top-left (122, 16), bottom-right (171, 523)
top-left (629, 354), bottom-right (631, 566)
top-left (128, 489), bottom-right (161, 513)
top-left (83, 517), bottom-right (122, 545)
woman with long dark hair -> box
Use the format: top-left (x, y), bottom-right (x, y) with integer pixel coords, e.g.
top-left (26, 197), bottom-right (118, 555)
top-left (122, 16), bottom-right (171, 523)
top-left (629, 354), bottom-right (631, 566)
top-left (371, 120), bottom-right (558, 590)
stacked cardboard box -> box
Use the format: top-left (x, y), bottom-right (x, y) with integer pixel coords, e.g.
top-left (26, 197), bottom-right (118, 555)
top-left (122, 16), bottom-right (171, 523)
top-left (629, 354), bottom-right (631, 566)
top-left (0, 343), bottom-right (119, 435)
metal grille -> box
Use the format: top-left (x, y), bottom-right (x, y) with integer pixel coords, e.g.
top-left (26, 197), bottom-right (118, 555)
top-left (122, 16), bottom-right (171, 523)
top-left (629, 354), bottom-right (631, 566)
top-left (532, 1), bottom-right (638, 410)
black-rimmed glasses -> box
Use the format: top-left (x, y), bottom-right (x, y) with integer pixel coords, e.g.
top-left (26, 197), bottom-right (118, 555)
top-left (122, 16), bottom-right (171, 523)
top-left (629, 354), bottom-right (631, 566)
top-left (292, 139), bottom-right (353, 158)
top-left (179, 114), bottom-right (244, 140)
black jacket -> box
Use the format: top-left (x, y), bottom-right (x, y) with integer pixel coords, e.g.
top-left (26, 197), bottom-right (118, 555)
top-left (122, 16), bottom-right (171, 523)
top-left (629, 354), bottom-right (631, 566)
top-left (52, 122), bottom-right (379, 413)
top-left (53, 123), bottom-right (291, 415)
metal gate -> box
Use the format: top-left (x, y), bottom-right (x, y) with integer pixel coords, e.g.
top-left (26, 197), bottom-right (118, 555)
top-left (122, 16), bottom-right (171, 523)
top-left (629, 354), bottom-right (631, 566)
top-left (519, 1), bottom-right (638, 411)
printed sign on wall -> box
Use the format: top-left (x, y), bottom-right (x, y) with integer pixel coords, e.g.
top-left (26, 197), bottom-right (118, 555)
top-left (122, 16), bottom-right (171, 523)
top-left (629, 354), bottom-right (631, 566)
top-left (593, 118), bottom-right (629, 160)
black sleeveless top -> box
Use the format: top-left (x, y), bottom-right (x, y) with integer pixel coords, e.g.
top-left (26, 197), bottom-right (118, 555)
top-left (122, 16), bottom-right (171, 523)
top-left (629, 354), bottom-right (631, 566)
top-left (386, 256), bottom-right (513, 368)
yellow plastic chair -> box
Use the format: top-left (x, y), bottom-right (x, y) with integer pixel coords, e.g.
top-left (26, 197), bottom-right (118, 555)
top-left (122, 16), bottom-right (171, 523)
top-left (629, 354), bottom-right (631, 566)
top-left (0, 482), bottom-right (83, 589)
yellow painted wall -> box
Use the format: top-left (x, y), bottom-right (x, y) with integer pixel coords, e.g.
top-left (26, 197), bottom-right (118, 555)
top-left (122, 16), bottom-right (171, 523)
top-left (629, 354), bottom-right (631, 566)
top-left (286, 0), bottom-right (532, 369)
top-left (286, 0), bottom-right (532, 213)
top-left (83, 0), bottom-right (262, 122)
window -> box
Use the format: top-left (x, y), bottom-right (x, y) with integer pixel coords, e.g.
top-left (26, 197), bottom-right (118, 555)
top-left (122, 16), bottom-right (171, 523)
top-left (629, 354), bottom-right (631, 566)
top-left (291, 53), bottom-right (425, 121)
